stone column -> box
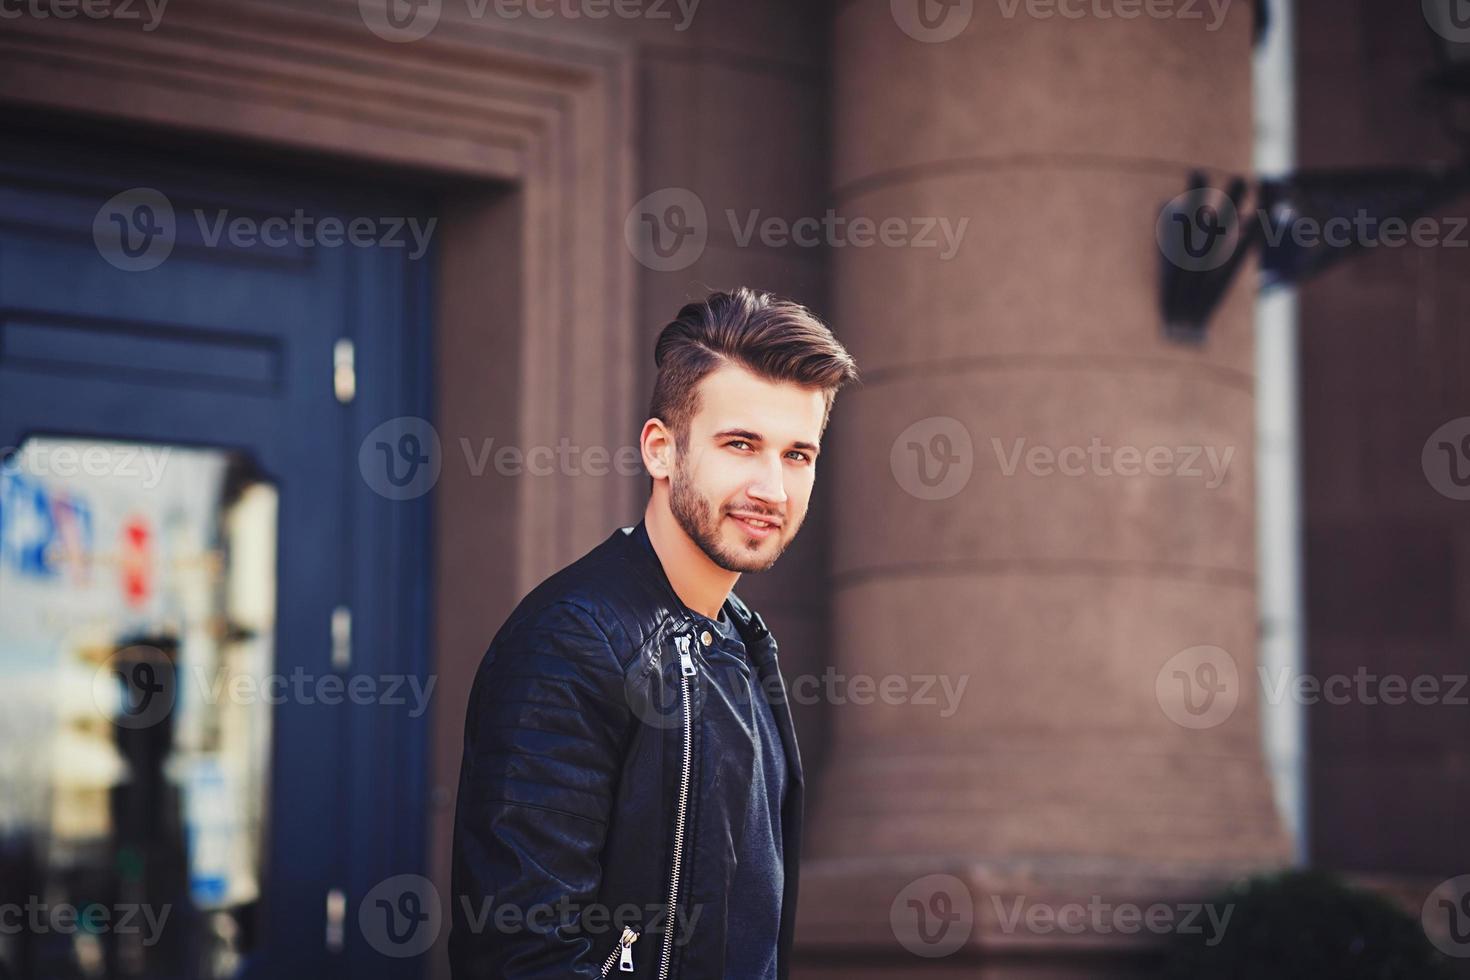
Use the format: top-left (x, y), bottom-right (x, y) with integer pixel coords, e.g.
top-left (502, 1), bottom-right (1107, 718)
top-left (798, 2), bottom-right (1290, 976)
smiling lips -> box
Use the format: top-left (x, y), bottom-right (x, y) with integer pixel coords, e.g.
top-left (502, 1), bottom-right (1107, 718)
top-left (728, 512), bottom-right (780, 538)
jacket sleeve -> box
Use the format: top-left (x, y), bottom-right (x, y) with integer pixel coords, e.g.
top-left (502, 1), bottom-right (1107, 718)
top-left (449, 600), bottom-right (633, 979)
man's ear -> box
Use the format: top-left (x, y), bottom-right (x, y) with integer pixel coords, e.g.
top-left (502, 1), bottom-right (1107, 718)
top-left (641, 418), bottom-right (672, 480)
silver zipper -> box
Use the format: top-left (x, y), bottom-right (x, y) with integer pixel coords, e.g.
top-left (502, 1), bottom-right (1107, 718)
top-left (659, 631), bottom-right (698, 979)
top-left (599, 925), bottom-right (639, 976)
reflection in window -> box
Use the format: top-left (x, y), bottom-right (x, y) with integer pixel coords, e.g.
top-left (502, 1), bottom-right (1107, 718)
top-left (0, 438), bottom-right (276, 979)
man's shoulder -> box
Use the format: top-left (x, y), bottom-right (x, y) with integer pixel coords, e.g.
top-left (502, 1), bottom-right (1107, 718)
top-left (488, 525), bottom-right (681, 671)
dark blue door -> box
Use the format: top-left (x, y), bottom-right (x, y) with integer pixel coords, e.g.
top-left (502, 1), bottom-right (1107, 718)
top-left (0, 136), bottom-right (433, 979)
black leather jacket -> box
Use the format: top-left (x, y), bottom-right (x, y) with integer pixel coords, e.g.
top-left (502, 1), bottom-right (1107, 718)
top-left (449, 519), bottom-right (805, 979)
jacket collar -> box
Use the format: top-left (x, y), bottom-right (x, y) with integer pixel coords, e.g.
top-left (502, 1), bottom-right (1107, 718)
top-left (619, 518), bottom-right (777, 664)
top-left (620, 520), bottom-right (770, 637)
top-left (618, 517), bottom-right (803, 787)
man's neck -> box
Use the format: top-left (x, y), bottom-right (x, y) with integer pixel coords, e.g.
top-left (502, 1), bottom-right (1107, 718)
top-left (644, 499), bottom-right (739, 620)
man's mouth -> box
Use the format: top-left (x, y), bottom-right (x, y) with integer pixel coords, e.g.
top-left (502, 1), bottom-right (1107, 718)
top-left (728, 513), bottom-right (779, 539)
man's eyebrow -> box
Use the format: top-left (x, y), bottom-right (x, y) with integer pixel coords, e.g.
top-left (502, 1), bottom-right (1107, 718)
top-left (712, 428), bottom-right (821, 454)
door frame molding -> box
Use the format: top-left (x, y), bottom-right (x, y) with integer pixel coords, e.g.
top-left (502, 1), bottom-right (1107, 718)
top-left (0, 0), bottom-right (637, 573)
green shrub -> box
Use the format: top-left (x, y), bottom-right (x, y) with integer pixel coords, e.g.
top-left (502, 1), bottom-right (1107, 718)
top-left (1157, 869), bottom-right (1453, 980)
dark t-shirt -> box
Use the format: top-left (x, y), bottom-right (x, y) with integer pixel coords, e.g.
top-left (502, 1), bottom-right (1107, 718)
top-left (709, 606), bottom-right (786, 980)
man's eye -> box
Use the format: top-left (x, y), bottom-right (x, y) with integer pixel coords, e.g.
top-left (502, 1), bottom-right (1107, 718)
top-left (729, 440), bottom-right (752, 451)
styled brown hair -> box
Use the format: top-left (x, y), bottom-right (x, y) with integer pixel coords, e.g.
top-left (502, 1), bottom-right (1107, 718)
top-left (648, 287), bottom-right (860, 456)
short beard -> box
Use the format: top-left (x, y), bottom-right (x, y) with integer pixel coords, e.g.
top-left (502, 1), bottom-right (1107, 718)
top-left (669, 451), bottom-right (784, 573)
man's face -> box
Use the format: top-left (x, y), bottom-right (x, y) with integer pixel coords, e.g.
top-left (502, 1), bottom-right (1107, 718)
top-left (667, 362), bottom-right (825, 573)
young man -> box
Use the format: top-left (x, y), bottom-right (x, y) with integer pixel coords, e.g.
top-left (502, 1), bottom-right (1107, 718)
top-left (448, 288), bottom-right (859, 979)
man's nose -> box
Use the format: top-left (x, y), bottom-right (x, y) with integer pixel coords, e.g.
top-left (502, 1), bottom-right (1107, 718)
top-left (747, 454), bottom-right (789, 505)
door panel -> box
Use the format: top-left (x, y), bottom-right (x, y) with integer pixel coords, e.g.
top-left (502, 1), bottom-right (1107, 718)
top-left (0, 138), bottom-right (434, 980)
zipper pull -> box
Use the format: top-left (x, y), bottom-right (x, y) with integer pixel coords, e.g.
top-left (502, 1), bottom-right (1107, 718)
top-left (619, 926), bottom-right (638, 972)
top-left (677, 634), bottom-right (697, 677)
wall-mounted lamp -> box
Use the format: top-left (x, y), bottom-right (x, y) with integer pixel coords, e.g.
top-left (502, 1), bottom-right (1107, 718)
top-left (1158, 2), bottom-right (1470, 342)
